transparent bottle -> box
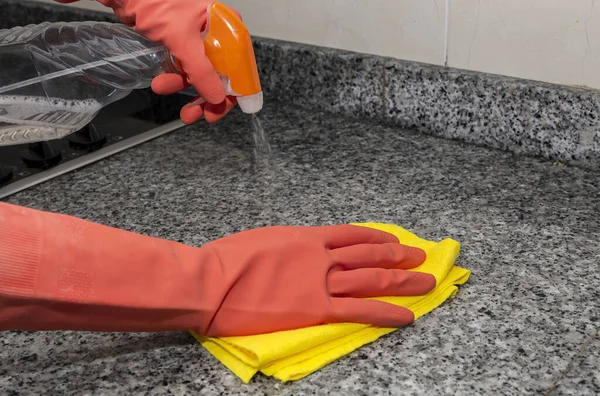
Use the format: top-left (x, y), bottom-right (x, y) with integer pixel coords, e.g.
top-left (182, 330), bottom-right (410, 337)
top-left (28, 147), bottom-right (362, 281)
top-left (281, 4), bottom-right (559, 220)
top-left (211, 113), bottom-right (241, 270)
top-left (0, 21), bottom-right (181, 146)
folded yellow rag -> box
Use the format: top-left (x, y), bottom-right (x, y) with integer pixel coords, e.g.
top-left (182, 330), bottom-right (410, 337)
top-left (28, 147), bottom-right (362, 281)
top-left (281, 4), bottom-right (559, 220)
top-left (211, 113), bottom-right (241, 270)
top-left (191, 223), bottom-right (470, 383)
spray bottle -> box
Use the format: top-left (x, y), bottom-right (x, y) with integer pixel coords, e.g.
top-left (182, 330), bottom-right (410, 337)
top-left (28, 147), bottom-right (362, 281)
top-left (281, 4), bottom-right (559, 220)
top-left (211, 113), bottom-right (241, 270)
top-left (0, 1), bottom-right (262, 146)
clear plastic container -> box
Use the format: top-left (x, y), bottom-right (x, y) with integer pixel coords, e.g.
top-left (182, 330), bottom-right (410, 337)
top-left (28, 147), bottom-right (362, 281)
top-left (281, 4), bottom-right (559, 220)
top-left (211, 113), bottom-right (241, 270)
top-left (0, 21), bottom-right (180, 146)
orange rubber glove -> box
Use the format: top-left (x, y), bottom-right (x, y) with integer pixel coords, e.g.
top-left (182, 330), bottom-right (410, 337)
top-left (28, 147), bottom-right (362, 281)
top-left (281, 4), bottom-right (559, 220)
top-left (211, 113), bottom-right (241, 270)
top-left (55, 0), bottom-right (238, 124)
top-left (0, 202), bottom-right (436, 337)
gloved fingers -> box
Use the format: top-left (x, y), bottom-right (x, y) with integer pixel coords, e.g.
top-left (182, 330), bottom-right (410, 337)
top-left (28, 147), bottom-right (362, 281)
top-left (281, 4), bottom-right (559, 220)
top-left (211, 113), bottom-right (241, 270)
top-left (180, 97), bottom-right (237, 125)
top-left (113, 8), bottom-right (136, 26)
top-left (174, 36), bottom-right (226, 105)
top-left (180, 98), bottom-right (205, 125)
top-left (151, 73), bottom-right (189, 96)
top-left (328, 268), bottom-right (436, 298)
top-left (203, 96), bottom-right (238, 123)
top-left (155, 82), bottom-right (237, 124)
top-left (330, 243), bottom-right (426, 270)
top-left (152, 75), bottom-right (205, 124)
top-left (330, 298), bottom-right (415, 328)
top-left (96, 0), bottom-right (119, 6)
top-left (315, 224), bottom-right (399, 249)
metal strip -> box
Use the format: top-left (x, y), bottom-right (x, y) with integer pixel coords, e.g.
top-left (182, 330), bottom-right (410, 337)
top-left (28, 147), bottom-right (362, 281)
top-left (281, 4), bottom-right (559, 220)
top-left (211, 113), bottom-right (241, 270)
top-left (0, 119), bottom-right (184, 199)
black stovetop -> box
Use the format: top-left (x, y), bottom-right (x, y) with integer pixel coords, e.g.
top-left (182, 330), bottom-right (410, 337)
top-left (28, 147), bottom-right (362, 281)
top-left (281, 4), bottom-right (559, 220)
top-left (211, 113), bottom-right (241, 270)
top-left (0, 2), bottom-right (198, 199)
top-left (0, 89), bottom-right (190, 198)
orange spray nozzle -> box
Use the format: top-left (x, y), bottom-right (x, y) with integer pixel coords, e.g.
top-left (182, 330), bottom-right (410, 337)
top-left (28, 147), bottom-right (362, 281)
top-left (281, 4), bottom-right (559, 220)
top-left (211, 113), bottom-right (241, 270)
top-left (170, 2), bottom-right (263, 113)
top-left (201, 1), bottom-right (263, 114)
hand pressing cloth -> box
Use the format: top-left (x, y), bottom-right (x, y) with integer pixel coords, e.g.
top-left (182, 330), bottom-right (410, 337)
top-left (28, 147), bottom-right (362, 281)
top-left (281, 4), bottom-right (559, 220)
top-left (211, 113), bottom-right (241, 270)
top-left (192, 223), bottom-right (470, 383)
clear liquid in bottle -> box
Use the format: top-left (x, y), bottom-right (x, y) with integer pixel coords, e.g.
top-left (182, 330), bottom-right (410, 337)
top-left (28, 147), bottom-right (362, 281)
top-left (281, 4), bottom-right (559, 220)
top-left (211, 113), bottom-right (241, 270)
top-left (0, 21), bottom-right (178, 146)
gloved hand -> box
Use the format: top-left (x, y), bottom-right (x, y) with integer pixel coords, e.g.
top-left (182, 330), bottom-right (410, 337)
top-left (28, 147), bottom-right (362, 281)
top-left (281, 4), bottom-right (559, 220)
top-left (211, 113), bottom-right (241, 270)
top-left (55, 1), bottom-right (134, 25)
top-left (0, 203), bottom-right (436, 337)
top-left (199, 224), bottom-right (436, 336)
top-left (55, 0), bottom-right (238, 124)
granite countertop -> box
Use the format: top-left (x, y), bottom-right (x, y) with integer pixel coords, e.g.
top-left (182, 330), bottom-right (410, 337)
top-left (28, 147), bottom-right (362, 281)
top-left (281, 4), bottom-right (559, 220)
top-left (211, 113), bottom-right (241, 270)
top-left (1, 102), bottom-right (599, 395)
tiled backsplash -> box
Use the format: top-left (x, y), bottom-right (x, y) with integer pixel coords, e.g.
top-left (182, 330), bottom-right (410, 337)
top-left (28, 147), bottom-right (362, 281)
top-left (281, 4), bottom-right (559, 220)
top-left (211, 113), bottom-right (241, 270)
top-left (33, 0), bottom-right (600, 91)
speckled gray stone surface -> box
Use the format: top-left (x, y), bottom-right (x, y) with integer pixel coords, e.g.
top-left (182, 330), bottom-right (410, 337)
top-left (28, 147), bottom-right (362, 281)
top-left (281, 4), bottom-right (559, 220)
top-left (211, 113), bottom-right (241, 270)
top-left (1, 103), bottom-right (599, 395)
top-left (256, 40), bottom-right (600, 170)
top-left (4, 0), bottom-right (600, 169)
top-left (552, 330), bottom-right (600, 396)
top-left (383, 63), bottom-right (600, 168)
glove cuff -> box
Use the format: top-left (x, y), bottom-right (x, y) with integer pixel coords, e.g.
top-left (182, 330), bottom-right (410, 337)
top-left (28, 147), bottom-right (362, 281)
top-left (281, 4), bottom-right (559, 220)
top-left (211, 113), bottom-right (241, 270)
top-left (0, 203), bottom-right (42, 298)
top-left (0, 202), bottom-right (227, 333)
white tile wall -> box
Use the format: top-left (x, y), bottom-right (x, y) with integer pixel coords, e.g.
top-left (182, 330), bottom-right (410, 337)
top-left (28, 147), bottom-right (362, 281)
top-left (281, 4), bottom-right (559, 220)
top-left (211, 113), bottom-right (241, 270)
top-left (447, 0), bottom-right (600, 89)
top-left (30, 0), bottom-right (600, 90)
top-left (221, 0), bottom-right (447, 66)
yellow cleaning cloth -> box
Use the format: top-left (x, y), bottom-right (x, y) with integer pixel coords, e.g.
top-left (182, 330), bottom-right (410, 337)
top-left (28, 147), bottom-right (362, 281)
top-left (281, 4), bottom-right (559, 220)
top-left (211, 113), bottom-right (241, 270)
top-left (191, 223), bottom-right (470, 383)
